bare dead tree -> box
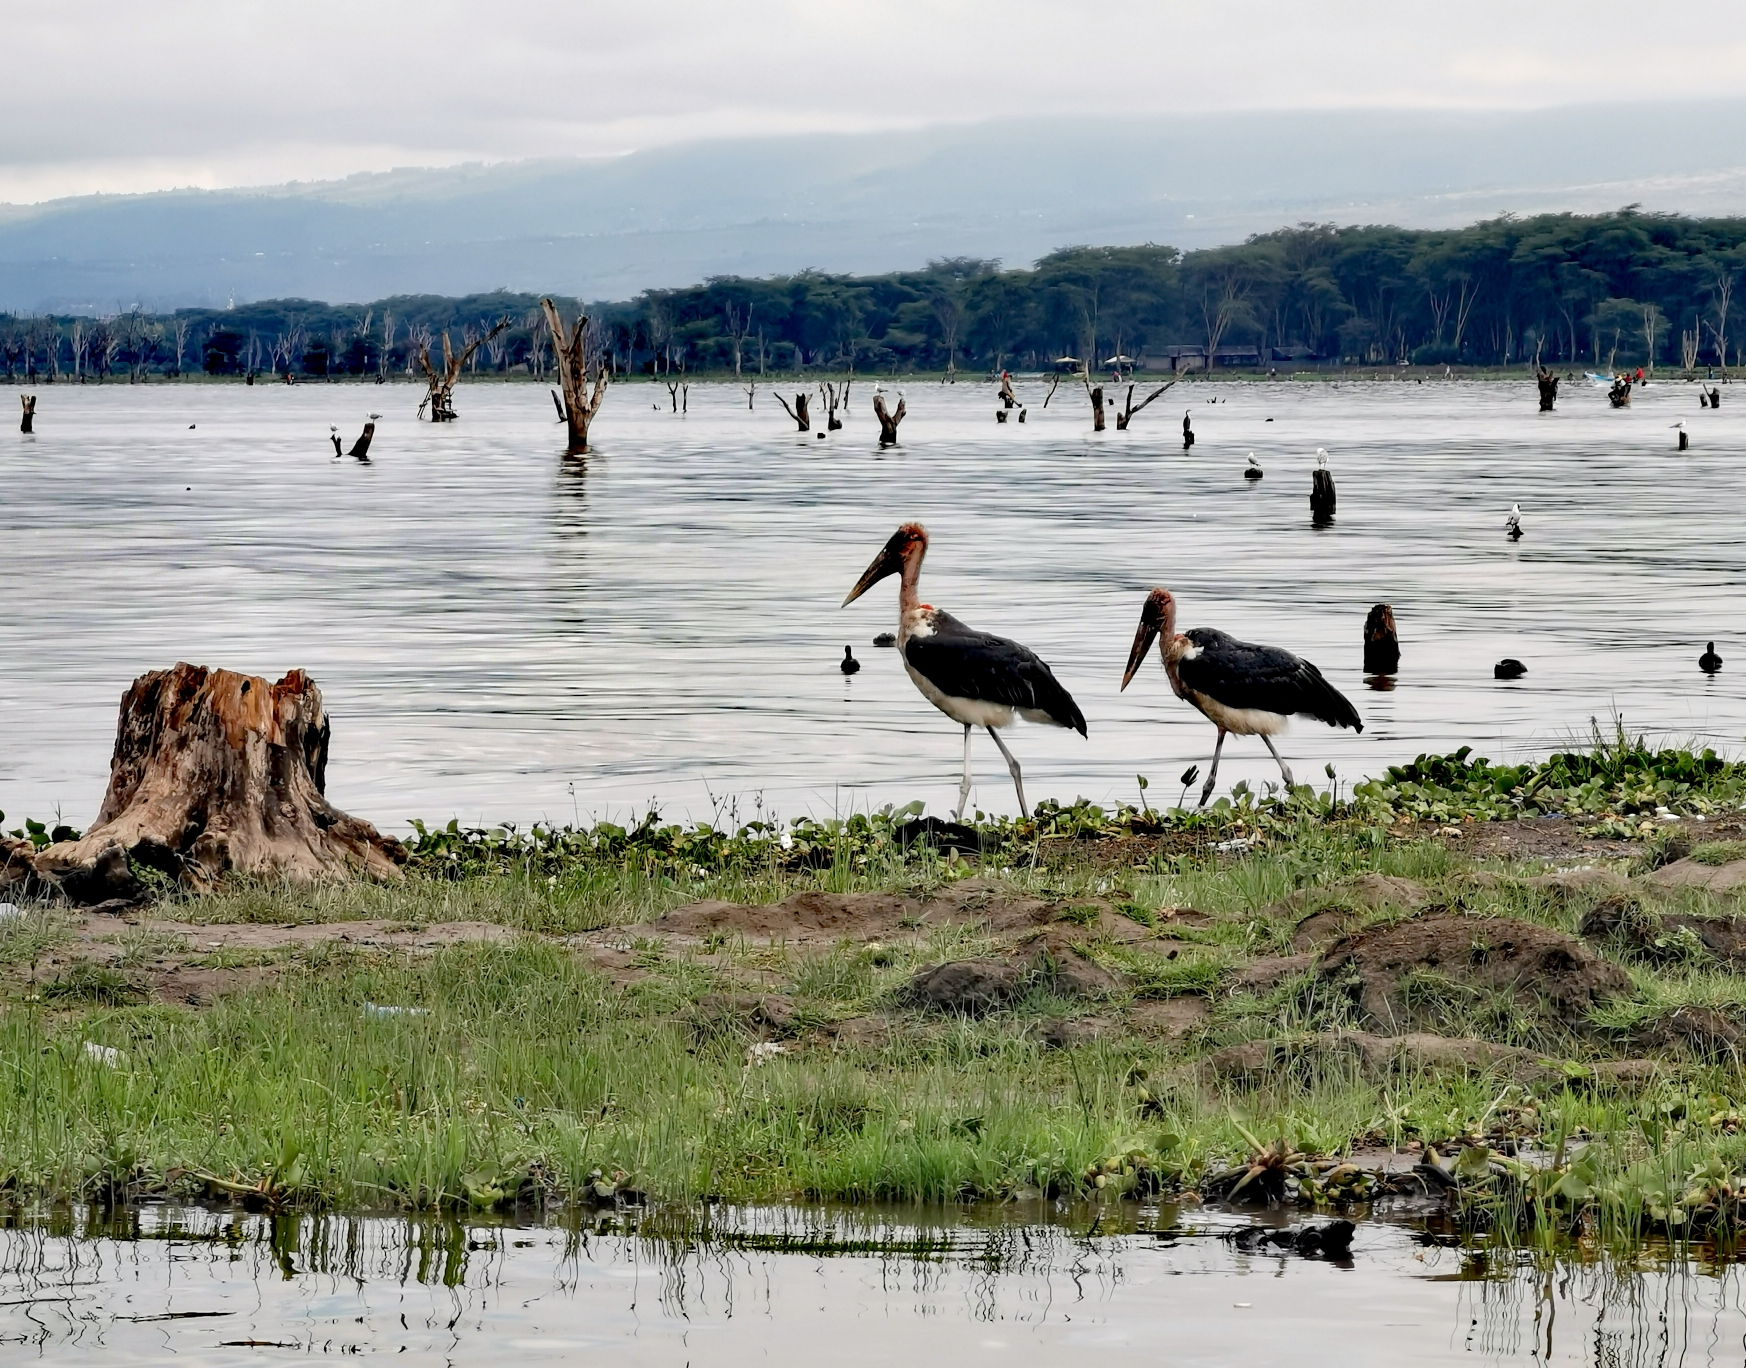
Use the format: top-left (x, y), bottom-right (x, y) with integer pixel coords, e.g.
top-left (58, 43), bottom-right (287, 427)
top-left (540, 297), bottom-right (609, 454)
top-left (20, 394), bottom-right (36, 432)
top-left (774, 391), bottom-right (810, 431)
top-left (1113, 379), bottom-right (1178, 430)
top-left (933, 291), bottom-right (961, 383)
top-left (378, 311), bottom-right (396, 379)
top-left (743, 380), bottom-right (756, 409)
top-left (819, 381), bottom-right (843, 430)
top-left (873, 392), bottom-right (906, 444)
top-left (724, 302), bottom-right (755, 378)
top-left (755, 328), bottom-right (767, 376)
top-left (405, 323), bottom-right (432, 377)
top-left (70, 319), bottom-right (86, 381)
top-left (484, 321), bottom-right (508, 373)
top-left (1042, 373), bottom-right (1060, 407)
top-left (416, 317), bottom-right (509, 420)
top-left (171, 317), bottom-right (192, 377)
top-left (1708, 267), bottom-right (1735, 379)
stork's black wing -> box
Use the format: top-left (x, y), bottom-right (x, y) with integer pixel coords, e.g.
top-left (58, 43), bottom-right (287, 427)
top-left (1177, 628), bottom-right (1362, 732)
top-left (905, 610), bottom-right (1087, 735)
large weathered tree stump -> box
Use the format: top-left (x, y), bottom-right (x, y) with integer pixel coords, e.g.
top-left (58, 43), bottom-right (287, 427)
top-left (1363, 604), bottom-right (1400, 676)
top-left (1536, 367), bottom-right (1558, 411)
top-left (541, 299), bottom-right (609, 454)
top-left (1088, 385), bottom-right (1106, 432)
top-left (1311, 467), bottom-right (1336, 523)
top-left (348, 422), bottom-right (375, 459)
top-left (873, 393), bottom-right (906, 445)
top-left (20, 394), bottom-right (36, 432)
top-left (32, 664), bottom-right (405, 903)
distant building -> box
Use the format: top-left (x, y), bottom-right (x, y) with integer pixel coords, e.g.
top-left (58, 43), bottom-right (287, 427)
top-left (1212, 346), bottom-right (1261, 368)
top-left (1269, 345), bottom-right (1318, 364)
top-left (1162, 345), bottom-right (1206, 372)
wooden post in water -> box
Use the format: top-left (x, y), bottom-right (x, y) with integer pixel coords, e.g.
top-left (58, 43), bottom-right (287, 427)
top-left (1363, 604), bottom-right (1400, 677)
top-left (19, 394), bottom-right (35, 432)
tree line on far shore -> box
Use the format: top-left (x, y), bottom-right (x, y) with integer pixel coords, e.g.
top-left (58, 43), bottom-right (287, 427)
top-left (4, 207), bottom-right (1745, 382)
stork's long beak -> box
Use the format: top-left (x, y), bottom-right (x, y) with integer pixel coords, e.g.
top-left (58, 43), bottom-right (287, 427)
top-left (1121, 617), bottom-right (1159, 691)
top-left (842, 535), bottom-right (905, 607)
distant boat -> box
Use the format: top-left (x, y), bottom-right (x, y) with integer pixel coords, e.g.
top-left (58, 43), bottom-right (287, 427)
top-left (1585, 372), bottom-right (1614, 386)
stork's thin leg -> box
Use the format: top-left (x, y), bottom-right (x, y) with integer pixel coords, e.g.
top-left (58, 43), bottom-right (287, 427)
top-left (954, 723), bottom-right (973, 821)
top-left (1198, 729), bottom-right (1227, 807)
top-left (1261, 734), bottom-right (1295, 791)
top-left (986, 726), bottom-right (1028, 818)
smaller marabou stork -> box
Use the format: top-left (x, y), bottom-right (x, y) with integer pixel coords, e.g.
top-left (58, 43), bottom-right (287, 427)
top-left (1121, 588), bottom-right (1361, 806)
top-left (842, 523), bottom-right (1086, 818)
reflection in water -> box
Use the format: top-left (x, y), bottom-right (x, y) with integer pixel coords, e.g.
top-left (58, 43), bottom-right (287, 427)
top-left (3, 1205), bottom-right (1745, 1365)
top-left (1, 381), bottom-right (1744, 829)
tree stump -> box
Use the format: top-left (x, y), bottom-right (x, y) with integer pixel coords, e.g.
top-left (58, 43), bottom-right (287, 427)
top-left (1363, 604), bottom-right (1400, 676)
top-left (20, 394), bottom-right (35, 433)
top-left (775, 392), bottom-right (811, 431)
top-left (1088, 385), bottom-right (1105, 432)
top-left (873, 393), bottom-right (906, 445)
top-left (541, 300), bottom-right (608, 454)
top-left (1182, 412), bottom-right (1195, 449)
top-left (348, 422), bottom-right (375, 459)
top-left (1311, 468), bottom-right (1336, 523)
top-left (31, 664), bottom-right (405, 903)
top-left (1536, 367), bottom-right (1558, 411)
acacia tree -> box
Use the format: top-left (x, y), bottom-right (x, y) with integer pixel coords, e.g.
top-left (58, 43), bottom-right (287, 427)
top-left (541, 297), bottom-right (608, 454)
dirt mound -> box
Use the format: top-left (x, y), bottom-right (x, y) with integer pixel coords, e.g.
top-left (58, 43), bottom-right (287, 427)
top-left (1628, 1006), bottom-right (1745, 1060)
top-left (1129, 997), bottom-right (1210, 1039)
top-left (901, 933), bottom-right (1123, 1015)
top-left (1580, 896), bottom-right (1746, 967)
top-left (1232, 954), bottom-right (1316, 993)
top-left (1270, 873), bottom-right (1429, 950)
top-left (692, 992), bottom-right (798, 1039)
top-left (1319, 914), bottom-right (1631, 1028)
top-left (650, 879), bottom-right (1150, 946)
top-left (1643, 856), bottom-right (1746, 894)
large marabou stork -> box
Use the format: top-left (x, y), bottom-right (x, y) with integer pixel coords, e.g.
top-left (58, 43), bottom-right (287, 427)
top-left (1120, 588), bottom-right (1362, 806)
top-left (842, 523), bottom-right (1086, 819)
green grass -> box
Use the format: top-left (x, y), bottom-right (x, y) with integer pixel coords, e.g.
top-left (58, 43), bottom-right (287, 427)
top-left (7, 747), bottom-right (1746, 1241)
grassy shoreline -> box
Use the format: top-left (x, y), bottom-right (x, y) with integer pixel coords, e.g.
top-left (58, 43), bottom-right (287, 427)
top-left (5, 737), bottom-right (1746, 1245)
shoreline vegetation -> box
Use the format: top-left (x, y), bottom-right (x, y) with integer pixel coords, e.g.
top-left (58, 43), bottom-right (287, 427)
top-left (8, 728), bottom-right (1746, 1251)
top-left (2, 211), bottom-right (1744, 385)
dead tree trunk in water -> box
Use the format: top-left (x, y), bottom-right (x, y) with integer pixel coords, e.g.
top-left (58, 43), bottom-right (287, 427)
top-left (348, 422), bottom-right (375, 459)
top-left (417, 317), bottom-right (509, 421)
top-left (775, 392), bottom-right (811, 431)
top-left (1088, 385), bottom-right (1105, 432)
top-left (1042, 374), bottom-right (1060, 407)
top-left (819, 382), bottom-right (843, 430)
top-left (1363, 604), bottom-right (1400, 676)
top-left (874, 393), bottom-right (906, 445)
top-left (19, 394), bottom-right (35, 432)
top-left (1311, 467), bottom-right (1336, 523)
top-left (1114, 380), bottom-right (1176, 430)
top-left (29, 662), bottom-right (405, 902)
top-left (541, 298), bottom-right (609, 455)
top-left (1536, 367), bottom-right (1558, 412)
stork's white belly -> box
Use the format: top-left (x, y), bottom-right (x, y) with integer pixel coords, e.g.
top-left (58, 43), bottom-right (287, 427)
top-left (905, 660), bottom-right (1016, 729)
top-left (1187, 690), bottom-right (1289, 736)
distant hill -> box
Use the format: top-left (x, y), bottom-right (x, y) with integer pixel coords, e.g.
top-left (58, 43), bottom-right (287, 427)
top-left (6, 103), bottom-right (1746, 312)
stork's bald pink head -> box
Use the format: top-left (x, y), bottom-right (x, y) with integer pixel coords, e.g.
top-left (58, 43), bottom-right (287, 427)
top-left (843, 523), bottom-right (929, 607)
top-left (1121, 588), bottom-right (1177, 690)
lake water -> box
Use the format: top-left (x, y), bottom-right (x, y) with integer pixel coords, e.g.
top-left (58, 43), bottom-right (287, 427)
top-left (3, 1204), bottom-right (1742, 1366)
top-left (1, 376), bottom-right (1742, 832)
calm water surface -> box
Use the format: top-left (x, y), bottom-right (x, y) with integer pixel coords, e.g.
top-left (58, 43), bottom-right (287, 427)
top-left (3, 1205), bottom-right (1744, 1366)
top-left (1, 378), bottom-right (1742, 830)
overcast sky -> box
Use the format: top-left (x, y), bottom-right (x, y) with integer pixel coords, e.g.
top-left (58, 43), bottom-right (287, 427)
top-left (9, 0), bottom-right (1745, 204)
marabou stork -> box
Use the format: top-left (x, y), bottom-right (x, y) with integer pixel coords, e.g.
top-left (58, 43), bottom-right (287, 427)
top-left (842, 523), bottom-right (1086, 819)
top-left (1120, 588), bottom-right (1361, 806)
